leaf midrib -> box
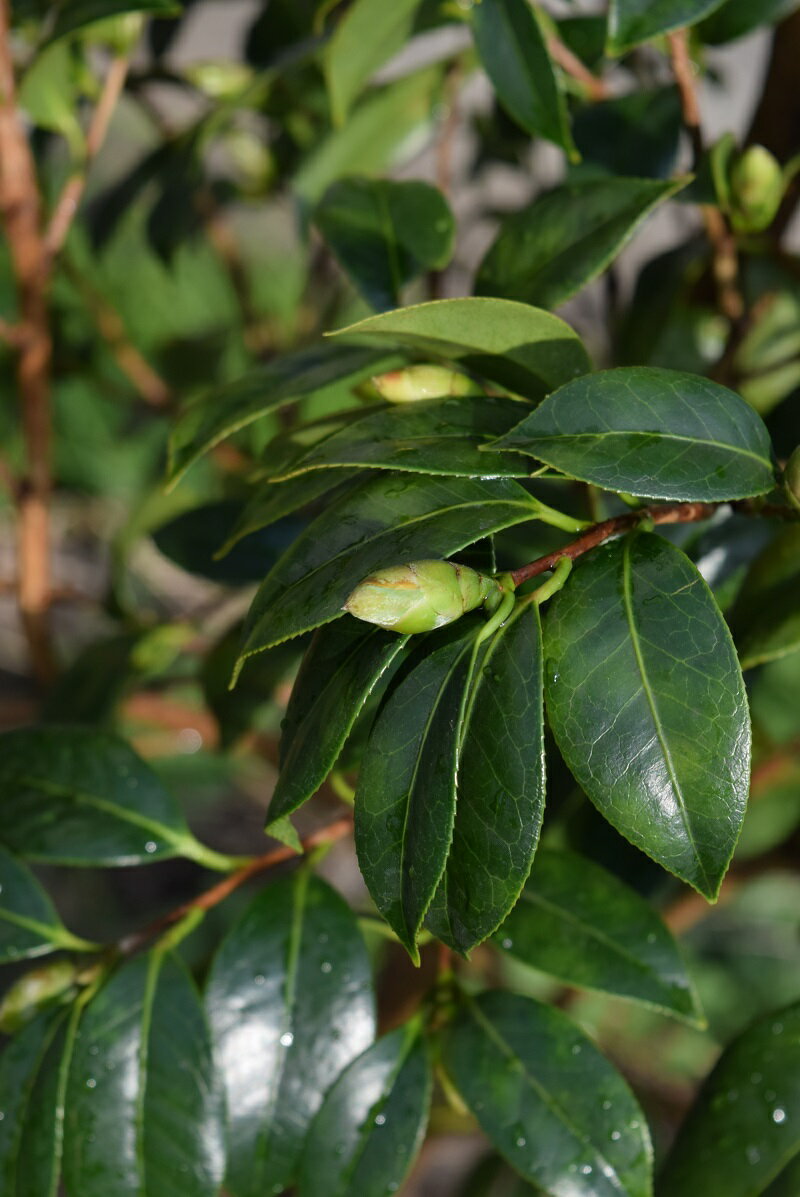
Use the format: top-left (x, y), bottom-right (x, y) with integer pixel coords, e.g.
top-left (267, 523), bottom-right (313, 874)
top-left (508, 427), bottom-right (771, 469)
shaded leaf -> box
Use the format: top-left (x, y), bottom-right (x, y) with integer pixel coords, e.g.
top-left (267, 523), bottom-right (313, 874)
top-left (323, 0), bottom-right (423, 125)
top-left (330, 298), bottom-right (590, 397)
top-left (205, 872), bottom-right (375, 1197)
top-left (477, 177), bottom-right (685, 311)
top-left (218, 470), bottom-right (361, 557)
top-left (49, 0), bottom-right (181, 42)
top-left (607, 0), bottom-right (727, 54)
top-left (573, 88), bottom-right (683, 179)
top-left (299, 1022), bottom-right (432, 1197)
top-left (426, 603), bottom-right (545, 955)
top-left (700, 0), bottom-right (800, 43)
top-left (13, 1004), bottom-right (81, 1197)
top-left (0, 1014), bottom-right (66, 1194)
top-left (658, 1000), bottom-right (800, 1195)
top-left (152, 501), bottom-right (304, 585)
top-left (202, 625), bottom-right (305, 750)
top-left (495, 847), bottom-right (701, 1022)
top-left (730, 526), bottom-right (800, 668)
top-left (490, 367), bottom-right (775, 501)
top-left (460, 1153), bottom-right (545, 1195)
top-left (440, 990), bottom-right (653, 1196)
top-left (544, 533), bottom-right (750, 898)
top-left (0, 847), bottom-right (92, 962)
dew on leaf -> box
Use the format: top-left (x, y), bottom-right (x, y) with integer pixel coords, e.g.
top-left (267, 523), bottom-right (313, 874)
top-left (772, 1107), bottom-right (787, 1124)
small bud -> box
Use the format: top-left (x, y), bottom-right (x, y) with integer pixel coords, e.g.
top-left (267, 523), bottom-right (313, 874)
top-left (372, 365), bottom-right (480, 404)
top-left (183, 61), bottom-right (253, 101)
top-left (344, 560), bottom-right (501, 633)
top-left (728, 145), bottom-right (785, 233)
top-left (0, 959), bottom-right (78, 1034)
top-left (785, 446), bottom-right (800, 512)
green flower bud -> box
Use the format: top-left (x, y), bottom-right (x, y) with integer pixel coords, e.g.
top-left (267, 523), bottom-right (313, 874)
top-left (372, 365), bottom-right (480, 404)
top-left (0, 959), bottom-right (78, 1034)
top-left (784, 446), bottom-right (800, 512)
top-left (344, 560), bottom-right (502, 634)
top-left (183, 61), bottom-right (253, 101)
top-left (729, 145), bottom-right (785, 233)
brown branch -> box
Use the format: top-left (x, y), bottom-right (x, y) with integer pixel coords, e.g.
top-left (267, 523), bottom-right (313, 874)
top-left (547, 33), bottom-right (609, 101)
top-left (117, 814), bottom-right (354, 957)
top-left (45, 54), bottom-right (129, 258)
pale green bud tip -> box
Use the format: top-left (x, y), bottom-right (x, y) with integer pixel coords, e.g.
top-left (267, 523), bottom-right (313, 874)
top-left (343, 560), bottom-right (499, 633)
top-left (0, 959), bottom-right (78, 1034)
top-left (372, 364), bottom-right (479, 403)
top-left (785, 446), bottom-right (800, 512)
top-left (729, 145), bottom-right (785, 232)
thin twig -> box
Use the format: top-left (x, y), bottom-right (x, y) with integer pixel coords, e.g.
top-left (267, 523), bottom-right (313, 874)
top-left (546, 33), bottom-right (609, 101)
top-left (45, 54), bottom-right (130, 258)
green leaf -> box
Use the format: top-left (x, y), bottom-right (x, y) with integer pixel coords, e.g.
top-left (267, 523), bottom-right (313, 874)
top-left (572, 88), bottom-right (683, 179)
top-left (63, 953), bottom-right (225, 1197)
top-left (19, 43), bottom-right (85, 154)
top-left (153, 501), bottom-right (304, 585)
top-left (476, 177), bottom-right (686, 311)
top-left (460, 1153), bottom-right (545, 1195)
top-left (323, 0), bottom-right (423, 125)
top-left (489, 367), bottom-right (776, 501)
top-left (218, 471), bottom-right (361, 557)
top-left (471, 0), bottom-right (576, 156)
top-left (544, 533), bottom-right (750, 899)
top-left (658, 1000), bottom-right (800, 1195)
top-left (0, 726), bottom-right (219, 868)
top-left (440, 990), bottom-right (653, 1196)
top-left (0, 1013), bottom-right (68, 1195)
top-left (0, 847), bottom-right (92, 962)
top-left (267, 621), bottom-right (409, 834)
top-left (49, 0), bottom-right (181, 41)
top-left (299, 1022), bottom-right (432, 1197)
top-left (699, 0), bottom-right (800, 43)
top-left (495, 847), bottom-right (702, 1022)
top-left (315, 177), bottom-right (454, 310)
top-left (166, 342), bottom-right (388, 488)
top-left (607, 0), bottom-right (727, 54)
top-left (205, 872), bottom-right (375, 1197)
top-left (202, 625), bottom-right (305, 750)
top-left (330, 298), bottom-right (591, 398)
top-left (730, 526), bottom-right (800, 668)
top-left (236, 473), bottom-right (543, 664)
top-left (355, 621), bottom-right (479, 960)
top-left (426, 603), bottom-right (545, 955)
top-left (271, 396), bottom-right (535, 480)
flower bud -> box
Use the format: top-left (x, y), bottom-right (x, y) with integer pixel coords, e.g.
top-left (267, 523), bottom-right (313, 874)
top-left (0, 959), bottom-right (78, 1034)
top-left (372, 365), bottom-right (480, 404)
top-left (728, 145), bottom-right (785, 233)
top-left (344, 560), bottom-right (501, 633)
top-left (785, 446), bottom-right (800, 512)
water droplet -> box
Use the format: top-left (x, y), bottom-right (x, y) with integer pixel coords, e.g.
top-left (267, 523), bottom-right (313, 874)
top-left (646, 932), bottom-right (656, 944)
top-left (630, 1120), bottom-right (640, 1130)
top-left (318, 933), bottom-right (329, 945)
top-left (727, 1088), bottom-right (739, 1103)
top-left (144, 841), bottom-right (157, 854)
top-left (516, 1137), bottom-right (526, 1148)
top-left (335, 1143), bottom-right (347, 1157)
top-left (602, 1100), bottom-right (612, 1111)
top-left (750, 1072), bottom-right (762, 1085)
top-left (501, 937), bottom-right (513, 950)
top-left (611, 1130), bottom-right (621, 1141)
top-left (280, 1032), bottom-right (294, 1047)
top-left (254, 974), bottom-right (265, 986)
top-left (375, 1114), bottom-right (386, 1127)
top-left (86, 1078), bottom-right (96, 1089)
top-left (581, 1165), bottom-right (592, 1175)
top-left (88, 1045), bottom-right (99, 1056)
top-left (746, 1146), bottom-right (761, 1165)
top-left (571, 1044), bottom-right (582, 1056)
top-left (772, 1107), bottom-right (787, 1124)
top-left (0, 1112), bottom-right (5, 1122)
top-left (388, 1185), bottom-right (399, 1193)
top-left (772, 1022), bottom-right (784, 1035)
top-left (765, 1089), bottom-right (776, 1102)
top-left (320, 961), bottom-right (333, 974)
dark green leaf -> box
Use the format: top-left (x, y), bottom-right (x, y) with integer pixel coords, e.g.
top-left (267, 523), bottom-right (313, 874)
top-left (471, 0), bottom-right (576, 155)
top-left (0, 1013), bottom-right (67, 1195)
top-left (544, 533), bottom-right (750, 898)
top-left (495, 847), bottom-right (702, 1022)
top-left (267, 621), bottom-right (409, 834)
top-left (426, 603), bottom-right (545, 955)
top-left (272, 396), bottom-right (534, 480)
top-left (764, 1153), bottom-right (800, 1197)
top-left (355, 621), bottom-right (479, 960)
top-left (330, 298), bottom-right (591, 398)
top-left (14, 1004), bottom-right (80, 1197)
top-left (658, 1000), bottom-right (800, 1195)
top-left (730, 527), bottom-right (800, 668)
top-left (573, 88), bottom-right (683, 179)
top-left (315, 177), bottom-right (454, 310)
top-left (607, 0), bottom-right (727, 54)
top-left (323, 0), bottom-right (424, 125)
top-left (153, 501), bottom-right (304, 585)
top-left (202, 625), bottom-right (305, 750)
top-left (218, 471), bottom-right (361, 557)
top-left (700, 0), bottom-right (800, 44)
top-left (440, 990), bottom-right (653, 1196)
top-left (0, 726), bottom-right (218, 868)
top-left (49, 0), bottom-right (181, 42)
top-left (0, 847), bottom-right (92, 962)
top-left (166, 342), bottom-right (388, 488)
top-left (489, 367), bottom-right (775, 501)
top-left (63, 953), bottom-right (225, 1197)
top-left (236, 473), bottom-right (543, 663)
top-left (41, 633), bottom-right (141, 726)
top-left (476, 177), bottom-right (686, 311)
top-left (460, 1153), bottom-right (545, 1195)
top-left (205, 872), bottom-right (375, 1197)
top-left (299, 1022), bottom-right (432, 1197)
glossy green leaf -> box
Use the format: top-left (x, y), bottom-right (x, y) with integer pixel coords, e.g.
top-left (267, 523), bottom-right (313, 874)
top-left (495, 847), bottom-right (701, 1022)
top-left (166, 342), bottom-right (387, 487)
top-left (267, 621), bottom-right (409, 835)
top-left (476, 177), bottom-right (686, 311)
top-left (544, 533), bottom-right (750, 898)
top-left (205, 872), bottom-right (375, 1197)
top-left (63, 953), bottom-right (225, 1197)
top-left (19, 43), bottom-right (84, 154)
top-left (236, 473), bottom-right (543, 664)
top-left (153, 501), bottom-right (304, 584)
top-left (490, 367), bottom-right (775, 501)
top-left (572, 88), bottom-right (683, 180)
top-left (0, 726), bottom-right (221, 868)
top-left (607, 0), bottom-right (727, 54)
top-left (426, 603), bottom-right (545, 955)
top-left (731, 527), bottom-right (800, 668)
top-left (0, 847), bottom-right (93, 962)
top-left (700, 0), bottom-right (800, 43)
top-left (441, 990), bottom-right (653, 1196)
top-left (658, 1000), bottom-right (800, 1194)
top-left (50, 0), bottom-right (180, 41)
top-left (355, 621), bottom-right (479, 960)
top-left (219, 471), bottom-right (361, 557)
top-left (273, 396), bottom-right (534, 480)
top-left (0, 1014), bottom-right (65, 1193)
top-left (201, 625), bottom-right (305, 750)
top-left (13, 1004), bottom-right (81, 1197)
top-left (330, 298), bottom-right (591, 398)
top-left (323, 0), bottom-right (423, 125)
top-left (471, 0), bottom-right (576, 155)
top-left (460, 1154), bottom-right (545, 1195)
top-left (299, 1021), bottom-right (432, 1197)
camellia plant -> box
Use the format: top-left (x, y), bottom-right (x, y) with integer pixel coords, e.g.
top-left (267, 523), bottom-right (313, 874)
top-left (1, 0), bottom-right (800, 1195)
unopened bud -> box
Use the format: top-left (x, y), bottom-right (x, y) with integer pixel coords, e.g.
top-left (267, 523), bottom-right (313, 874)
top-left (183, 61), bottom-right (253, 101)
top-left (729, 145), bottom-right (785, 233)
top-left (372, 365), bottom-right (480, 404)
top-left (0, 959), bottom-right (78, 1034)
top-left (785, 446), bottom-right (800, 512)
top-left (344, 560), bottom-right (501, 633)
